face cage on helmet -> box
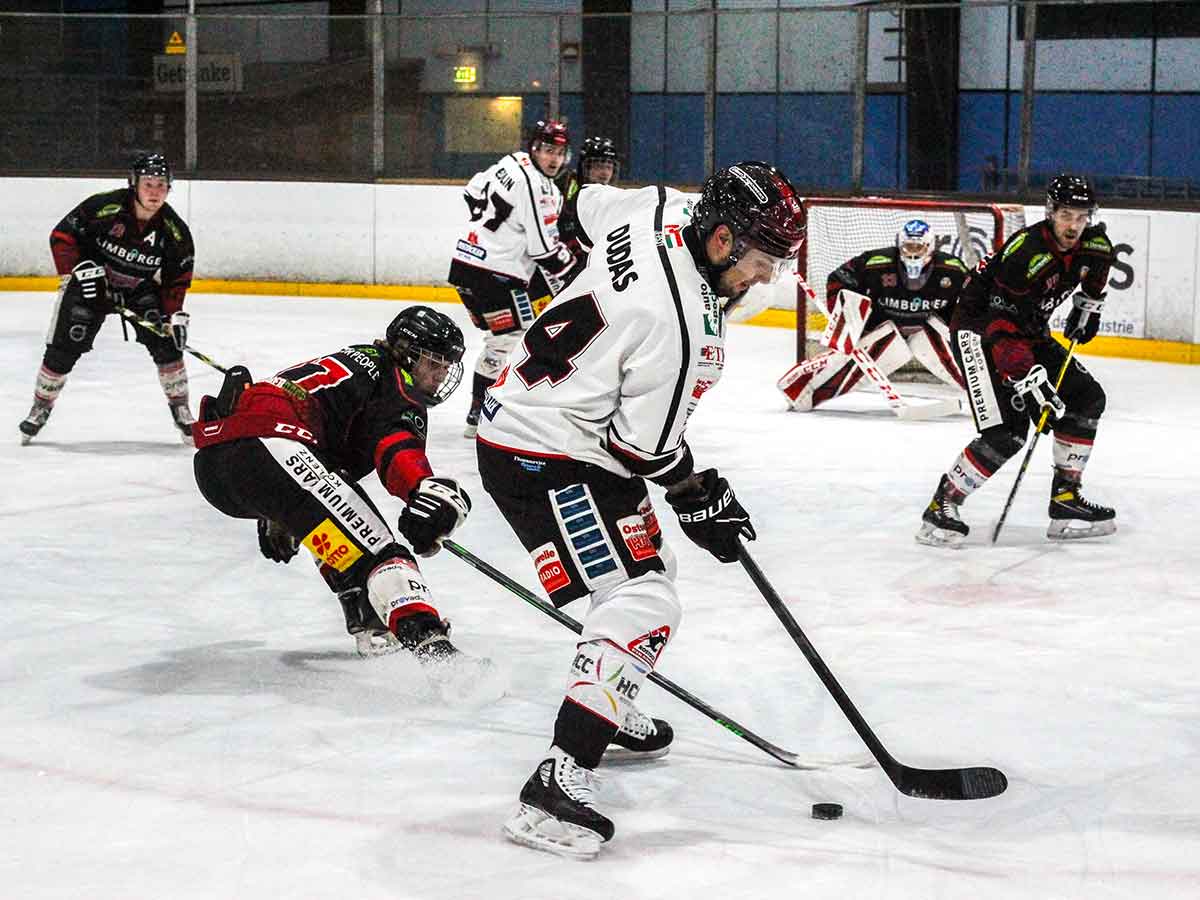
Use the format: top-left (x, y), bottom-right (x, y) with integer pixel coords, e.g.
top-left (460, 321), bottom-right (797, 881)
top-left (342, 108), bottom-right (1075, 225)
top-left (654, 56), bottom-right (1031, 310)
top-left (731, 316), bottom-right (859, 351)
top-left (406, 346), bottom-right (464, 406)
top-left (898, 239), bottom-right (933, 280)
top-left (580, 156), bottom-right (618, 185)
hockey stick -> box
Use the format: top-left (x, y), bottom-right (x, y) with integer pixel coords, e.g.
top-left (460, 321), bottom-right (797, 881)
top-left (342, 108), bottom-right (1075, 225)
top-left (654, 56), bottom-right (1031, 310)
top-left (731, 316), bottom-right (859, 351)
top-left (990, 338), bottom-right (1079, 544)
top-left (797, 276), bottom-right (960, 420)
top-left (442, 539), bottom-right (849, 770)
top-left (737, 540), bottom-right (1008, 800)
top-left (115, 305), bottom-right (230, 374)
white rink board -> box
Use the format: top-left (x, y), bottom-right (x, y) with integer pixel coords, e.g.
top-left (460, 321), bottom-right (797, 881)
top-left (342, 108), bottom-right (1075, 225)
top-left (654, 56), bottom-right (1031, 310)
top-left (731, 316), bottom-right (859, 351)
top-left (0, 177), bottom-right (1197, 342)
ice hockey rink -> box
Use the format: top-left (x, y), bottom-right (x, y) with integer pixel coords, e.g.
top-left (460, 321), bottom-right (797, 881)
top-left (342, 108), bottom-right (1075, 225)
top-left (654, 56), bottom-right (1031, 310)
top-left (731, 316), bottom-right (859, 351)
top-left (3, 290), bottom-right (1198, 899)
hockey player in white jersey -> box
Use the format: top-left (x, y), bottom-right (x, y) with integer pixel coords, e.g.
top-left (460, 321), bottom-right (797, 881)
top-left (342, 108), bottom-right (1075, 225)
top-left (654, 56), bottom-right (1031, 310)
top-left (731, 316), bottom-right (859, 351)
top-left (476, 162), bottom-right (806, 859)
top-left (448, 119), bottom-right (580, 438)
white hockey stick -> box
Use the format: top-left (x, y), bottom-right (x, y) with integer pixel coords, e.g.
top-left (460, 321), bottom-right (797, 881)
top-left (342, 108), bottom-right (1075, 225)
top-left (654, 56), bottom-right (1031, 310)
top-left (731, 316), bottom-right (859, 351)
top-left (799, 276), bottom-right (961, 420)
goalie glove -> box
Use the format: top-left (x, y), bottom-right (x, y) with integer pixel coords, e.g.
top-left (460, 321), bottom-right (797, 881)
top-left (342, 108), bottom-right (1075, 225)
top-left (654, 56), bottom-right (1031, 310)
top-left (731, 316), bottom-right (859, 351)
top-left (1009, 364), bottom-right (1066, 428)
top-left (1064, 291), bottom-right (1105, 344)
top-left (169, 311), bottom-right (190, 351)
top-left (665, 468), bottom-right (756, 564)
top-left (257, 518), bottom-right (299, 564)
top-left (399, 477), bottom-right (472, 557)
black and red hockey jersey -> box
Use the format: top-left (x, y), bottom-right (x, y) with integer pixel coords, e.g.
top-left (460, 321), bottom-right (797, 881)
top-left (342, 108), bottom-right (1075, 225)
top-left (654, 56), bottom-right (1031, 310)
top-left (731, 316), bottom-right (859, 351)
top-left (193, 344), bottom-right (434, 501)
top-left (826, 247), bottom-right (968, 328)
top-left (954, 220), bottom-right (1114, 339)
top-left (50, 187), bottom-right (195, 315)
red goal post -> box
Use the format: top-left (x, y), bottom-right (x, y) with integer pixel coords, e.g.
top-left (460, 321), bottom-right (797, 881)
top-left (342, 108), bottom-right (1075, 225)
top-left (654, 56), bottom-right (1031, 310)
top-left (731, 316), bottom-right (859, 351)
top-left (794, 197), bottom-right (1027, 361)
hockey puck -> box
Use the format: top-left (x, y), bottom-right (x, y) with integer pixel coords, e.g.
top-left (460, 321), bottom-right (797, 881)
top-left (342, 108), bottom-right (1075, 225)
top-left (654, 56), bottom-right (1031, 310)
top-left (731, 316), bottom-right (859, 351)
top-left (811, 802), bottom-right (843, 820)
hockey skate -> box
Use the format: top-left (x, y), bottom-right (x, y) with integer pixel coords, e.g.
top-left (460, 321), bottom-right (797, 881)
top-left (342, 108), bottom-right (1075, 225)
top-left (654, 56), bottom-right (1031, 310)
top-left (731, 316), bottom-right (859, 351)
top-left (503, 746), bottom-right (614, 860)
top-left (601, 705), bottom-right (673, 764)
top-left (169, 400), bottom-right (196, 446)
top-left (395, 612), bottom-right (500, 702)
top-left (916, 474), bottom-right (969, 548)
top-left (463, 401), bottom-right (481, 439)
top-left (339, 589), bottom-right (407, 658)
top-left (18, 400), bottom-right (52, 445)
top-left (1047, 474), bottom-right (1116, 540)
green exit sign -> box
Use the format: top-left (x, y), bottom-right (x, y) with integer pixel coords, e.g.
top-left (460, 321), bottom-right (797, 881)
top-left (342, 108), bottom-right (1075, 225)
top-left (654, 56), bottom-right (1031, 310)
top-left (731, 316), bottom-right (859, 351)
top-left (454, 65), bottom-right (477, 85)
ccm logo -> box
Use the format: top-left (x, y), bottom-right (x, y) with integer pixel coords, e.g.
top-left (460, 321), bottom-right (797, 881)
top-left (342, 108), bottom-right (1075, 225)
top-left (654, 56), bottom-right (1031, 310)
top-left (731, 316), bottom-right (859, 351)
top-left (274, 422), bottom-right (314, 441)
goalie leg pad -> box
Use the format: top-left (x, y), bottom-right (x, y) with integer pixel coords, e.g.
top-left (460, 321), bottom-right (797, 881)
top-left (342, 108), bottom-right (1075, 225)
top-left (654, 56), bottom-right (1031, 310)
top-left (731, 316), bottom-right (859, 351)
top-left (860, 320), bottom-right (912, 377)
top-left (908, 318), bottom-right (965, 389)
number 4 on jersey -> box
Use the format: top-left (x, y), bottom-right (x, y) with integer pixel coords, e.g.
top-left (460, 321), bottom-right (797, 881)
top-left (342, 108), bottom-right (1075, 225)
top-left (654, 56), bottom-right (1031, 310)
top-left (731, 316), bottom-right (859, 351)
top-left (515, 294), bottom-right (608, 389)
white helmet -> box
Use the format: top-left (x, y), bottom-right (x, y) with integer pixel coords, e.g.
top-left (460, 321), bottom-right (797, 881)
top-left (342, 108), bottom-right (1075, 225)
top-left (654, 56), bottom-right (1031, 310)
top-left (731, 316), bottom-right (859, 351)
top-left (897, 219), bottom-right (934, 280)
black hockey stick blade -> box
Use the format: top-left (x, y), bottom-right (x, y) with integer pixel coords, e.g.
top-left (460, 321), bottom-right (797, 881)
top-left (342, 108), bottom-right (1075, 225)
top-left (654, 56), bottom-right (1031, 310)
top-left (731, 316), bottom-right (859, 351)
top-left (443, 539), bottom-right (830, 770)
top-left (737, 540), bottom-right (1007, 800)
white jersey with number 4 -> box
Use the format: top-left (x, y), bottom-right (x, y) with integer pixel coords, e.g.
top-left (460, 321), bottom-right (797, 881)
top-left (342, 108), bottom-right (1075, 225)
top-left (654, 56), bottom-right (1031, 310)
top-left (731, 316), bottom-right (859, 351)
top-left (452, 151), bottom-right (564, 282)
top-left (477, 184), bottom-right (727, 487)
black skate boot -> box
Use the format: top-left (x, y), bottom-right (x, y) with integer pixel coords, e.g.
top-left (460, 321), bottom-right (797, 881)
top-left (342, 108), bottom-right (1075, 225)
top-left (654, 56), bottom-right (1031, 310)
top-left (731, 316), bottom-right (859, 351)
top-left (393, 611), bottom-right (461, 663)
top-left (1047, 472), bottom-right (1116, 540)
top-left (169, 401), bottom-right (196, 446)
top-left (915, 474), bottom-right (969, 548)
top-left (19, 399), bottom-right (53, 445)
top-left (463, 398), bottom-right (482, 439)
top-left (339, 588), bottom-right (405, 658)
top-left (503, 746), bottom-right (614, 859)
top-left (602, 706), bottom-right (673, 763)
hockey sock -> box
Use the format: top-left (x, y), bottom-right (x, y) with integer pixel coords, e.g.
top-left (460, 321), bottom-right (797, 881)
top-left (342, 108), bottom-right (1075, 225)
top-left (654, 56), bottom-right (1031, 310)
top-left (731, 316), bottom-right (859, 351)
top-left (554, 695), bottom-right (620, 770)
top-left (157, 360), bottom-right (190, 406)
top-left (946, 444), bottom-right (994, 499)
top-left (470, 371), bottom-right (493, 408)
top-left (1052, 433), bottom-right (1093, 481)
top-left (32, 364), bottom-right (67, 408)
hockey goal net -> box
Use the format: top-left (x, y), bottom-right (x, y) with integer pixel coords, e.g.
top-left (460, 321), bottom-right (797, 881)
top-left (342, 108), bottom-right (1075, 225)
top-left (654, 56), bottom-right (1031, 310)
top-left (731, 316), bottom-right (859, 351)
top-left (795, 197), bottom-right (1027, 363)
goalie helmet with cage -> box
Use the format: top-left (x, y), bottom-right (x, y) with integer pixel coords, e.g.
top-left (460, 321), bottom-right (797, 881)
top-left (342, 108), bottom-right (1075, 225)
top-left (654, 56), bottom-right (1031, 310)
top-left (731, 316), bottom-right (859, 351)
top-left (897, 218), bottom-right (935, 281)
top-left (1045, 174), bottom-right (1097, 220)
top-left (129, 152), bottom-right (172, 189)
top-left (691, 161), bottom-right (806, 286)
top-left (383, 306), bottom-right (466, 406)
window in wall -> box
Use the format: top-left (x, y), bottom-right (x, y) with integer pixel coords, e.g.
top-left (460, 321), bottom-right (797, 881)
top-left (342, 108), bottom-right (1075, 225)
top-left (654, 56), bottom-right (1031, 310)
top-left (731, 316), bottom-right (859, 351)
top-left (444, 95), bottom-right (522, 154)
top-left (1017, 2), bottom-right (1200, 40)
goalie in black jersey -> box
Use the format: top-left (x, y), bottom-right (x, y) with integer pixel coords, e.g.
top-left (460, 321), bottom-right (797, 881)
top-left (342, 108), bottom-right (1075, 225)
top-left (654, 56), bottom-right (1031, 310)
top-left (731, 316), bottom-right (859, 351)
top-left (192, 306), bottom-right (480, 661)
top-left (917, 174), bottom-right (1117, 546)
top-left (777, 218), bottom-right (969, 411)
top-left (19, 153), bottom-right (197, 445)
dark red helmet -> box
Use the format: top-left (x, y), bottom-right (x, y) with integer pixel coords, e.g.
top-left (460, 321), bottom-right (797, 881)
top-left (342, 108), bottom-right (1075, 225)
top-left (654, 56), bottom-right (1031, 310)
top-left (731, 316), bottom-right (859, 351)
top-left (529, 119), bottom-right (570, 152)
top-left (692, 161), bottom-right (806, 262)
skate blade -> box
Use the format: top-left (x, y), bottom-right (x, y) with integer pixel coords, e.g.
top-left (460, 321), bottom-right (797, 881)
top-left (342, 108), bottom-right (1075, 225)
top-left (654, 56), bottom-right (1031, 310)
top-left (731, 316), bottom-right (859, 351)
top-left (19, 432), bottom-right (34, 446)
top-left (463, 424), bottom-right (478, 439)
top-left (355, 632), bottom-right (407, 658)
top-left (502, 804), bottom-right (602, 860)
top-left (600, 745), bottom-right (670, 765)
top-left (1046, 519), bottom-right (1117, 540)
top-left (915, 523), bottom-right (966, 549)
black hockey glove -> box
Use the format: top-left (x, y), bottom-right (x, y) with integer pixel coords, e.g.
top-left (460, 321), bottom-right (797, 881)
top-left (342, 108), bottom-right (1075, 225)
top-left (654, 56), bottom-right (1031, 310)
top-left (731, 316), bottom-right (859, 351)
top-left (169, 311), bottom-right (190, 351)
top-left (70, 259), bottom-right (108, 307)
top-left (1008, 364), bottom-right (1066, 430)
top-left (665, 468), bottom-right (756, 564)
top-left (399, 477), bottom-right (472, 557)
top-left (1064, 291), bottom-right (1105, 344)
top-left (257, 518), bottom-right (299, 564)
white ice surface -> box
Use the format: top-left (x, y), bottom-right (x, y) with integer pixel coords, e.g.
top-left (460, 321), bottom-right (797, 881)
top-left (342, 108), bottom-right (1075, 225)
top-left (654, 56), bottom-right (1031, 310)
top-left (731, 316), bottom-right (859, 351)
top-left (2, 292), bottom-right (1198, 899)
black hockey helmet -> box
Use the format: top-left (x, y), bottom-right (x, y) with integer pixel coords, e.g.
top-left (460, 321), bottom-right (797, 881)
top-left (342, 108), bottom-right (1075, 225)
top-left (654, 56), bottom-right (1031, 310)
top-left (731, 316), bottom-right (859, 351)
top-left (578, 135), bottom-right (619, 182)
top-left (1046, 174), bottom-right (1096, 217)
top-left (383, 306), bottom-right (466, 406)
top-left (692, 161), bottom-right (806, 267)
top-left (129, 152), bottom-right (172, 188)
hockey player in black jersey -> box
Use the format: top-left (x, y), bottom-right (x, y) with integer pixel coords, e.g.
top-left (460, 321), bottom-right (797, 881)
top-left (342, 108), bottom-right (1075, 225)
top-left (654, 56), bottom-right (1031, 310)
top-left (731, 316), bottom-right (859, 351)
top-left (192, 306), bottom-right (479, 661)
top-left (19, 153), bottom-right (197, 445)
top-left (777, 218), bottom-right (969, 410)
top-left (917, 174), bottom-right (1117, 546)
